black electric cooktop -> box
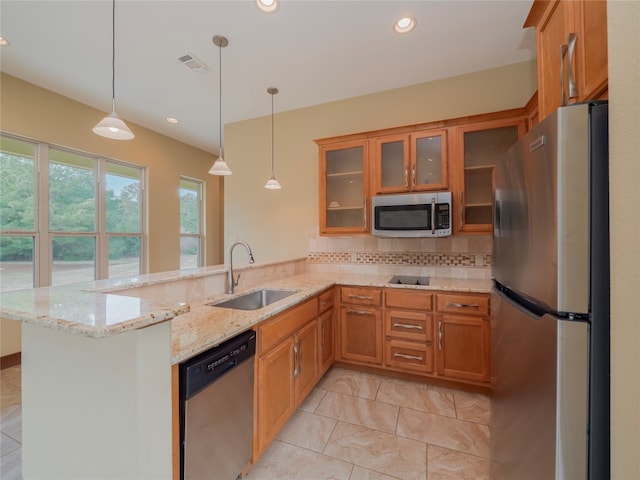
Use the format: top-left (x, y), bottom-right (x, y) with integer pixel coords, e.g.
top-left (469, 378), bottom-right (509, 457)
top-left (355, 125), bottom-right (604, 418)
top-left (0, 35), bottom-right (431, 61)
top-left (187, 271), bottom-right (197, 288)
top-left (388, 275), bottom-right (430, 286)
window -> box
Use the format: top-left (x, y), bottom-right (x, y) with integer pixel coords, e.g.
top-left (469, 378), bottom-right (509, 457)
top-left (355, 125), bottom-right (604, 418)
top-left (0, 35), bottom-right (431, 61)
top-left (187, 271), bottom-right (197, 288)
top-left (0, 133), bottom-right (145, 291)
top-left (179, 177), bottom-right (203, 269)
top-left (106, 162), bottom-right (143, 278)
top-left (0, 136), bottom-right (36, 292)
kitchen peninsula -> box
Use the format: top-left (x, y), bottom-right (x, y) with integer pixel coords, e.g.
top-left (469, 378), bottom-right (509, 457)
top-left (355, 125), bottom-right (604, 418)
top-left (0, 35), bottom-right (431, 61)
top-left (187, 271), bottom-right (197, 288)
top-left (0, 259), bottom-right (490, 479)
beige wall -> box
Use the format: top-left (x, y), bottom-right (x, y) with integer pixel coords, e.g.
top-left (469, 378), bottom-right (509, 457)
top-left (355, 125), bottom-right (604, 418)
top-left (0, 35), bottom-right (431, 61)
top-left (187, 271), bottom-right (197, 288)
top-left (1, 73), bottom-right (225, 356)
top-left (224, 60), bottom-right (537, 263)
top-left (608, 1), bottom-right (640, 478)
top-left (1, 73), bottom-right (224, 271)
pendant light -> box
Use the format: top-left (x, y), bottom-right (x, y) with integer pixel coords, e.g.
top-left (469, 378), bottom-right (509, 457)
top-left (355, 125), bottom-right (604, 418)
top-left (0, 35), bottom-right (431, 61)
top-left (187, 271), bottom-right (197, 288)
top-left (208, 35), bottom-right (232, 175)
top-left (264, 87), bottom-right (282, 189)
top-left (93, 0), bottom-right (134, 140)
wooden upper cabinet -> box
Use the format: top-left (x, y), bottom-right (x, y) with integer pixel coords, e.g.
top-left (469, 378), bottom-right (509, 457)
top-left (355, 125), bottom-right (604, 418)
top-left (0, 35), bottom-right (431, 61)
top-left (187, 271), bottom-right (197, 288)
top-left (318, 138), bottom-right (370, 235)
top-left (525, 0), bottom-right (608, 121)
top-left (451, 116), bottom-right (527, 234)
top-left (372, 129), bottom-right (448, 194)
top-left (575, 0), bottom-right (608, 101)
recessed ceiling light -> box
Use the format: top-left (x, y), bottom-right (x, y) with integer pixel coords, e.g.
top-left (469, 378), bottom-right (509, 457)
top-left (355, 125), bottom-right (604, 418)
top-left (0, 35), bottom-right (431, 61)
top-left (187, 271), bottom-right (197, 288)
top-left (256, 0), bottom-right (279, 13)
top-left (394, 16), bottom-right (417, 35)
top-left (0, 36), bottom-right (9, 46)
top-left (166, 117), bottom-right (179, 124)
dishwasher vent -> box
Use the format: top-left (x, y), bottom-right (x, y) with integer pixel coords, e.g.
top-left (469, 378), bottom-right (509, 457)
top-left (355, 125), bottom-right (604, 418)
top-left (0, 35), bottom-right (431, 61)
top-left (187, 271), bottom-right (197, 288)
top-left (178, 53), bottom-right (209, 73)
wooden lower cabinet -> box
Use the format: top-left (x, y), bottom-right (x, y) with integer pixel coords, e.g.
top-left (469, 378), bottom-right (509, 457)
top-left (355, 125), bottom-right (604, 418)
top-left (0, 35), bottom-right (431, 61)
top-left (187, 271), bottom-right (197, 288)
top-left (339, 306), bottom-right (383, 365)
top-left (294, 320), bottom-right (319, 403)
top-left (254, 297), bottom-right (323, 460)
top-left (385, 338), bottom-right (434, 374)
top-left (435, 314), bottom-right (490, 383)
top-left (319, 307), bottom-right (335, 375)
top-left (434, 293), bottom-right (490, 383)
top-left (337, 286), bottom-right (383, 365)
top-left (383, 289), bottom-right (435, 375)
top-left (337, 286), bottom-right (490, 388)
top-left (255, 338), bottom-right (296, 457)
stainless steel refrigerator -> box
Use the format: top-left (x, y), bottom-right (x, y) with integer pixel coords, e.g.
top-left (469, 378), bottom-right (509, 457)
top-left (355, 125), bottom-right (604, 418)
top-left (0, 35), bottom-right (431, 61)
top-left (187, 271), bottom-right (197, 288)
top-left (491, 102), bottom-right (609, 480)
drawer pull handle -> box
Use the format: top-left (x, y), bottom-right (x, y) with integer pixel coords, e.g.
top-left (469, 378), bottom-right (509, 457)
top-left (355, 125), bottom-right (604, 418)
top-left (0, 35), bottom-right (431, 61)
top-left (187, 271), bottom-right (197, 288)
top-left (446, 302), bottom-right (480, 309)
top-left (438, 321), bottom-right (443, 350)
top-left (348, 294), bottom-right (373, 301)
top-left (347, 309), bottom-right (374, 316)
top-left (394, 352), bottom-right (423, 361)
top-left (393, 323), bottom-right (423, 330)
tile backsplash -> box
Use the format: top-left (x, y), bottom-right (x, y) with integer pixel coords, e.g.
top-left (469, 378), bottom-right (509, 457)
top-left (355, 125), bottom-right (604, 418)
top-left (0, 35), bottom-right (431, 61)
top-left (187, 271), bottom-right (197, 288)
top-left (306, 226), bottom-right (492, 280)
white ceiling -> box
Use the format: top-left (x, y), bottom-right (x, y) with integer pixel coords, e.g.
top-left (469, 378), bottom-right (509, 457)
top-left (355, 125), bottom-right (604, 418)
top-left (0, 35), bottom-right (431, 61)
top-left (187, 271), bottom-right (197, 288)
top-left (0, 0), bottom-right (536, 154)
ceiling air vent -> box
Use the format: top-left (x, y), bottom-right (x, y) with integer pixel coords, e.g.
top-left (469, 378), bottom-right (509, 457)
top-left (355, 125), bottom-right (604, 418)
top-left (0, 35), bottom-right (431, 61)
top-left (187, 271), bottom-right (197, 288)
top-left (178, 53), bottom-right (209, 74)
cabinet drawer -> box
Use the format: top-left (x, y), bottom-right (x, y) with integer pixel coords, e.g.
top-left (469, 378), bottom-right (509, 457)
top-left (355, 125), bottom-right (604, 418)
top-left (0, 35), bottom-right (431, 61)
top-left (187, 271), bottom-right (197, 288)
top-left (385, 339), bottom-right (433, 374)
top-left (318, 288), bottom-right (335, 313)
top-left (385, 289), bottom-right (433, 310)
top-left (340, 287), bottom-right (382, 307)
top-left (384, 310), bottom-right (432, 343)
top-left (258, 298), bottom-right (317, 355)
top-left (436, 293), bottom-right (489, 317)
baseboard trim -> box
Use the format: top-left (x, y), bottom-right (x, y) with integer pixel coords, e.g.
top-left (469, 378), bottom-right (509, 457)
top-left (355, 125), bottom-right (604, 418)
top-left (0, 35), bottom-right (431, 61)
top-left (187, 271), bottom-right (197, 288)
top-left (1, 352), bottom-right (21, 370)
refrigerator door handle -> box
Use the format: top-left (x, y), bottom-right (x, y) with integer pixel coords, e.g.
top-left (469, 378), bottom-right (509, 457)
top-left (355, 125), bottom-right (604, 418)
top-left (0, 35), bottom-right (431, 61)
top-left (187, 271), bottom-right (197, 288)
top-left (493, 280), bottom-right (550, 320)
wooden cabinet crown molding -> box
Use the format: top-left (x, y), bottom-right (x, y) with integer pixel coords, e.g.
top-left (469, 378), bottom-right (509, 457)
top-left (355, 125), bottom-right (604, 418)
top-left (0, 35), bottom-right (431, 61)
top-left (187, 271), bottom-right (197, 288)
top-left (314, 106), bottom-right (531, 147)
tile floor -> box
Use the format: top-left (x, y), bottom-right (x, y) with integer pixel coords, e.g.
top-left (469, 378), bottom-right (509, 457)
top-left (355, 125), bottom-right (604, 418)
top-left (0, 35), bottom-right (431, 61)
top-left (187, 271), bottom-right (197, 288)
top-left (1, 365), bottom-right (21, 479)
top-left (247, 367), bottom-right (491, 480)
top-left (0, 365), bottom-right (491, 480)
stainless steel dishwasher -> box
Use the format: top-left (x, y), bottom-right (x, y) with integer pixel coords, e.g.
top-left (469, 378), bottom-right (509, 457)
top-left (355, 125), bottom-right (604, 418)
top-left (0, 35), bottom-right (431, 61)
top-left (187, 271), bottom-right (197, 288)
top-left (179, 329), bottom-right (256, 480)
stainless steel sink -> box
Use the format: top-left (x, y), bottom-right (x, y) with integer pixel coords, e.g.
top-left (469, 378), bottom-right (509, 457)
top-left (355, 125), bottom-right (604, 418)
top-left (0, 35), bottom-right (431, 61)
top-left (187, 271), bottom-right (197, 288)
top-left (208, 289), bottom-right (298, 311)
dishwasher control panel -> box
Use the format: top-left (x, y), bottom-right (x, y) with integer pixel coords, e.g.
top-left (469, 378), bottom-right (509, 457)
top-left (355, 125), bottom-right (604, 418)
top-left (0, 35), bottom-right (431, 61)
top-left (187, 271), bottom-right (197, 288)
top-left (181, 329), bottom-right (256, 400)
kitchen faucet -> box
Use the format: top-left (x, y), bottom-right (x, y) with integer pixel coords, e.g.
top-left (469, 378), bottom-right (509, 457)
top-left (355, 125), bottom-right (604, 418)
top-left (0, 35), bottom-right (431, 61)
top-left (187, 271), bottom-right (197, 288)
top-left (227, 241), bottom-right (255, 294)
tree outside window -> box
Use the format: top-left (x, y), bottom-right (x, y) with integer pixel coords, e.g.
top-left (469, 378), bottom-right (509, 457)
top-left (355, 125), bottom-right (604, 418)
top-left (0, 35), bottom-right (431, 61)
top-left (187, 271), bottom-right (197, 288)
top-left (179, 177), bottom-right (203, 269)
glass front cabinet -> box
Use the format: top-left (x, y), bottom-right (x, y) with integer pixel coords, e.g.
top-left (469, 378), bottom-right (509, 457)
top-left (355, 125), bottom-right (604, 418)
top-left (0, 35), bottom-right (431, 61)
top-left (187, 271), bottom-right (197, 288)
top-left (372, 129), bottom-right (448, 195)
top-left (452, 117), bottom-right (527, 234)
top-left (318, 138), bottom-right (369, 235)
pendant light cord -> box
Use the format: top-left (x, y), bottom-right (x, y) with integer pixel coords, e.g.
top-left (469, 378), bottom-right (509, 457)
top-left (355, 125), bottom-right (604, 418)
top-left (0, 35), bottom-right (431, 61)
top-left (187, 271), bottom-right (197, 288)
top-left (111, 0), bottom-right (116, 109)
top-left (271, 92), bottom-right (275, 176)
top-left (218, 42), bottom-right (223, 157)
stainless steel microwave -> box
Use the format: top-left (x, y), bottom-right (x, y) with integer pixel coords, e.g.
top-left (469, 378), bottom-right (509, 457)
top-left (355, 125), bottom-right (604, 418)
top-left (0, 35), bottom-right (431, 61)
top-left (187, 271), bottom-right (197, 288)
top-left (371, 192), bottom-right (452, 238)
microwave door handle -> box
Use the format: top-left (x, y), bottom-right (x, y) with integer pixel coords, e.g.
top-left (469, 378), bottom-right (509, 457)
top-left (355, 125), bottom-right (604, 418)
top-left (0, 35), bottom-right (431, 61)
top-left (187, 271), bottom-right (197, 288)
top-left (431, 198), bottom-right (436, 235)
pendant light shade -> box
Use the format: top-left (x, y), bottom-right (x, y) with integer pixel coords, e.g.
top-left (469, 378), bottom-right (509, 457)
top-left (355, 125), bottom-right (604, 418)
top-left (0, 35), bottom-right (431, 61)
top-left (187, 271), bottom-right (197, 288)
top-left (93, 0), bottom-right (134, 140)
top-left (264, 87), bottom-right (281, 189)
top-left (209, 35), bottom-right (232, 176)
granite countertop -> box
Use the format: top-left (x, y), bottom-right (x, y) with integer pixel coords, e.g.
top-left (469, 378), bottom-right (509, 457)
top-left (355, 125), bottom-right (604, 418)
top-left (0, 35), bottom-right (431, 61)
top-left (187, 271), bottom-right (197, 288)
top-left (0, 268), bottom-right (491, 364)
top-left (170, 272), bottom-right (491, 364)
